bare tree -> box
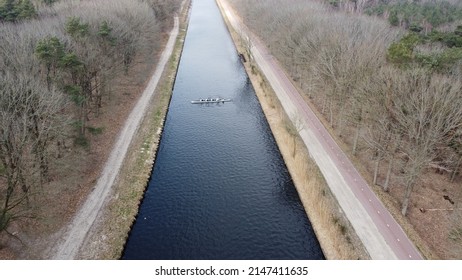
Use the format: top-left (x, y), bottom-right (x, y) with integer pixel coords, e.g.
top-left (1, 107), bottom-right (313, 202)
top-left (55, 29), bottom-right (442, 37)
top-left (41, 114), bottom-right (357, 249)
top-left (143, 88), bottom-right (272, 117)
top-left (0, 71), bottom-right (68, 233)
top-left (229, 0), bottom-right (462, 218)
top-left (361, 66), bottom-right (401, 190)
top-left (0, 0), bottom-right (181, 238)
top-left (389, 69), bottom-right (462, 215)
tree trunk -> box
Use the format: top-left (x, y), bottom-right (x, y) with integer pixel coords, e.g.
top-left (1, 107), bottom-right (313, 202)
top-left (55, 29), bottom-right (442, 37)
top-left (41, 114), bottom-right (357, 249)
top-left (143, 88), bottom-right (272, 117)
top-left (384, 157), bottom-right (393, 192)
top-left (56, 139), bottom-right (62, 159)
top-left (352, 123), bottom-right (360, 155)
top-left (401, 179), bottom-right (414, 216)
top-left (329, 100), bottom-right (334, 127)
top-left (38, 145), bottom-right (49, 184)
top-left (337, 109), bottom-right (345, 137)
top-left (46, 64), bottom-right (51, 90)
top-left (451, 155), bottom-right (462, 182)
top-left (80, 103), bottom-right (86, 136)
top-left (373, 156), bottom-right (380, 185)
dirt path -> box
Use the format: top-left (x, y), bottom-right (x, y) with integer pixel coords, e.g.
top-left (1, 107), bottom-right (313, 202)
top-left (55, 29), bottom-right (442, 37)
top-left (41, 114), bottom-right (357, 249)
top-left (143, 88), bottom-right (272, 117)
top-left (51, 17), bottom-right (179, 260)
top-left (217, 0), bottom-right (422, 260)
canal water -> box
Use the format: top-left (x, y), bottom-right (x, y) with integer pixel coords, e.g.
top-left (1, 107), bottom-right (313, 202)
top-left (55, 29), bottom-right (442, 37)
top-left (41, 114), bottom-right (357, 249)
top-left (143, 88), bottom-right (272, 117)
top-left (122, 0), bottom-right (324, 260)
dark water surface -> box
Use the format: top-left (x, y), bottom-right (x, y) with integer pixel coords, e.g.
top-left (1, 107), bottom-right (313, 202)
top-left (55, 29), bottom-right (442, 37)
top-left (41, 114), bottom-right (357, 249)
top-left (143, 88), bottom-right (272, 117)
top-left (122, 0), bottom-right (324, 260)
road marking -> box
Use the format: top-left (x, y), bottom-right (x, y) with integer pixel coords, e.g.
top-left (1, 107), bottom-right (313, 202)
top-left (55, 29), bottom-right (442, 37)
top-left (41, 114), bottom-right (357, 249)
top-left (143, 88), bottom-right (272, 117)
top-left (387, 224), bottom-right (390, 227)
top-left (377, 210), bottom-right (380, 214)
top-left (409, 255), bottom-right (412, 259)
top-left (397, 238), bottom-right (400, 242)
top-left (369, 199), bottom-right (371, 202)
top-left (361, 188), bottom-right (364, 191)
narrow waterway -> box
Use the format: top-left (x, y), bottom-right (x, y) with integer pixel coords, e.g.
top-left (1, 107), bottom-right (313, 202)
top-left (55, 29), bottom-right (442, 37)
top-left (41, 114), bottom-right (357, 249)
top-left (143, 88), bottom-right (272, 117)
top-left (122, 0), bottom-right (324, 260)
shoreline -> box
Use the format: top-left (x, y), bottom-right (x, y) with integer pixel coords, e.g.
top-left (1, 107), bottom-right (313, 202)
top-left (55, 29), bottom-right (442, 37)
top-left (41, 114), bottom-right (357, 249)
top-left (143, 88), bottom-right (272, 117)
top-left (58, 0), bottom-right (365, 259)
top-left (216, 0), bottom-right (369, 259)
top-left (70, 1), bottom-right (192, 259)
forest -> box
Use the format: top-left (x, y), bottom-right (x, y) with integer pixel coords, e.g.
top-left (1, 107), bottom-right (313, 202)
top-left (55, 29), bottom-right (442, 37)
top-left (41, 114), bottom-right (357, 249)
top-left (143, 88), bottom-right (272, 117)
top-left (0, 0), bottom-right (180, 257)
top-left (229, 0), bottom-right (462, 258)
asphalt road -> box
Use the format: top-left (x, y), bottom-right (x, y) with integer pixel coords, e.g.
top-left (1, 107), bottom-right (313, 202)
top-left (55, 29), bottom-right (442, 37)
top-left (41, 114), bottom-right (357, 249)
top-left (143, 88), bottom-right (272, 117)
top-left (218, 0), bottom-right (422, 260)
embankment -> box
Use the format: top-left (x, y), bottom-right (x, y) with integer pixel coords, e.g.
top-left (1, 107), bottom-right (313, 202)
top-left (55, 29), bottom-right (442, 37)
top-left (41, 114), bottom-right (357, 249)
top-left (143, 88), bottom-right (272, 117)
top-left (216, 0), bottom-right (369, 260)
top-left (68, 1), bottom-right (191, 259)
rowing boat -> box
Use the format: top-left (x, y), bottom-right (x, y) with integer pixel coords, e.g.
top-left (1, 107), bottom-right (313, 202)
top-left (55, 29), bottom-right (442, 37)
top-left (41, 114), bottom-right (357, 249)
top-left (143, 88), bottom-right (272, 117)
top-left (191, 98), bottom-right (232, 104)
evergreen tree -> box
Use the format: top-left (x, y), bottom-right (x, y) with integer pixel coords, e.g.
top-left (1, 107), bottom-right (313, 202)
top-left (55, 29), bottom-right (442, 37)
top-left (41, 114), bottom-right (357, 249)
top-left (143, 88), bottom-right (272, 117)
top-left (65, 17), bottom-right (89, 38)
top-left (16, 0), bottom-right (36, 20)
top-left (0, 0), bottom-right (19, 21)
top-left (0, 0), bottom-right (36, 22)
top-left (43, 0), bottom-right (57, 5)
top-left (35, 36), bottom-right (65, 88)
top-left (388, 10), bottom-right (399, 26)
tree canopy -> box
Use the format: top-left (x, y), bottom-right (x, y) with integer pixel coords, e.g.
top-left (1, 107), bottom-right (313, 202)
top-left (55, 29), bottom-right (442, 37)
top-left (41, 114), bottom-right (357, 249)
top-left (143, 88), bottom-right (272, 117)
top-left (0, 0), bottom-right (36, 22)
top-left (387, 27), bottom-right (462, 73)
top-left (364, 0), bottom-right (462, 30)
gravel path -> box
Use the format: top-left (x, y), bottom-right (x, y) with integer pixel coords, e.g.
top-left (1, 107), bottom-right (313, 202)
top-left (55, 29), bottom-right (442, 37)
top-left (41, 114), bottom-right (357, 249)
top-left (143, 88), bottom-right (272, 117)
top-left (51, 17), bottom-right (179, 260)
top-left (217, 0), bottom-right (422, 260)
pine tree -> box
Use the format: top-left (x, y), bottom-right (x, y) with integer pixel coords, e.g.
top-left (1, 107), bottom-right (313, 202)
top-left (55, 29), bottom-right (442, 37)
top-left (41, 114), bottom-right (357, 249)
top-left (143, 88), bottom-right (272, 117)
top-left (0, 0), bottom-right (19, 21)
top-left (16, 0), bottom-right (36, 20)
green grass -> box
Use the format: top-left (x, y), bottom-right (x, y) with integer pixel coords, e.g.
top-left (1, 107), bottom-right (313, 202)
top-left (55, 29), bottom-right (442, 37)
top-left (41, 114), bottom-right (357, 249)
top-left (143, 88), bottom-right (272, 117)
top-left (87, 126), bottom-right (104, 135)
top-left (74, 134), bottom-right (89, 148)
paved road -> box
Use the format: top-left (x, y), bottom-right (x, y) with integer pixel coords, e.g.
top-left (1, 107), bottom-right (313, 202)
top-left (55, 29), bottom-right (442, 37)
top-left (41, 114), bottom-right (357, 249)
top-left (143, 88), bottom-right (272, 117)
top-left (217, 0), bottom-right (422, 260)
top-left (51, 17), bottom-right (179, 260)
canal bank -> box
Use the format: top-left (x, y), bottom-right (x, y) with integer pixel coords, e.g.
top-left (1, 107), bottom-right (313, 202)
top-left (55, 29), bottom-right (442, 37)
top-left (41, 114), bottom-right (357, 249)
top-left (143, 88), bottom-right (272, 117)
top-left (122, 0), bottom-right (323, 260)
top-left (216, 0), bottom-right (369, 259)
top-left (74, 1), bottom-right (192, 259)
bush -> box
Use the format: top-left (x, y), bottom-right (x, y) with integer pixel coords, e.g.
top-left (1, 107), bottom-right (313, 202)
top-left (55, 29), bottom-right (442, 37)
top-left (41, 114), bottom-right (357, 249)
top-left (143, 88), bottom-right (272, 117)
top-left (387, 34), bottom-right (421, 65)
top-left (362, 0), bottom-right (462, 29)
top-left (0, 0), bottom-right (36, 22)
